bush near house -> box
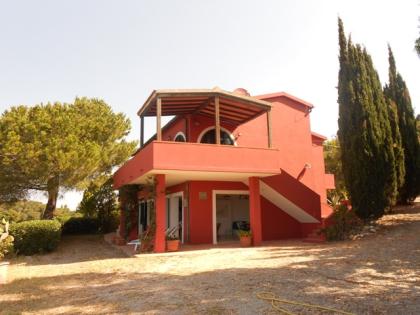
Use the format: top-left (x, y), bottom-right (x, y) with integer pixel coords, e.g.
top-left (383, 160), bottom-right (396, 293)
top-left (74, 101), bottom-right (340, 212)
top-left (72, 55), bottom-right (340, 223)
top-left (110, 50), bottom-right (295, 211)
top-left (9, 220), bottom-right (61, 255)
top-left (0, 219), bottom-right (14, 259)
top-left (322, 203), bottom-right (362, 241)
top-left (77, 178), bottom-right (120, 233)
top-left (62, 217), bottom-right (100, 235)
top-left (0, 236), bottom-right (14, 259)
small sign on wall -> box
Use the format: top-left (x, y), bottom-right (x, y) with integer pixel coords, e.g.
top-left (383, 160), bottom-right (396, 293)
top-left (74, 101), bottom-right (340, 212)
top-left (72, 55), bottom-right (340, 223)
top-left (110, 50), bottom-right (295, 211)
top-left (199, 192), bottom-right (207, 200)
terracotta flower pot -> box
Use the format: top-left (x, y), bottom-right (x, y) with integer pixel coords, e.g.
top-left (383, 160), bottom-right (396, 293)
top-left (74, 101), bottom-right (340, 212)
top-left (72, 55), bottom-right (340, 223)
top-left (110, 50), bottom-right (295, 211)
top-left (240, 235), bottom-right (252, 247)
top-left (166, 239), bottom-right (180, 252)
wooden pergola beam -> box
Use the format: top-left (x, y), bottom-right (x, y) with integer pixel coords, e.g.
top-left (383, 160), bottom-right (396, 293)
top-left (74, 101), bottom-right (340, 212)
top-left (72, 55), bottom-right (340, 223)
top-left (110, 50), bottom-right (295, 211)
top-left (140, 115), bottom-right (144, 147)
top-left (156, 97), bottom-right (162, 141)
top-left (137, 89), bottom-right (272, 116)
top-left (215, 95), bottom-right (221, 145)
top-left (192, 98), bottom-right (212, 115)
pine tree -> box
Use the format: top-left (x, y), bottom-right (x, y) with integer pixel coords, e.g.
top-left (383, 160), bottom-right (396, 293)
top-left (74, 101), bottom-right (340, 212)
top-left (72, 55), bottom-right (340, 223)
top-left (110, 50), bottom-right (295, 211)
top-left (384, 46), bottom-right (420, 203)
top-left (0, 98), bottom-right (137, 218)
top-left (337, 18), bottom-right (398, 219)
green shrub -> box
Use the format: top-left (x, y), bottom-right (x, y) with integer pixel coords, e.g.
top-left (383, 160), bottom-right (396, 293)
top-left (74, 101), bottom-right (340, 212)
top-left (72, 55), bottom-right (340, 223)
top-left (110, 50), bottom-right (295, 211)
top-left (54, 211), bottom-right (81, 226)
top-left (9, 220), bottom-right (61, 255)
top-left (0, 218), bottom-right (14, 259)
top-left (0, 235), bottom-right (14, 259)
top-left (78, 178), bottom-right (120, 233)
top-left (62, 217), bottom-right (100, 235)
top-left (101, 210), bottom-right (119, 233)
top-left (322, 203), bottom-right (362, 241)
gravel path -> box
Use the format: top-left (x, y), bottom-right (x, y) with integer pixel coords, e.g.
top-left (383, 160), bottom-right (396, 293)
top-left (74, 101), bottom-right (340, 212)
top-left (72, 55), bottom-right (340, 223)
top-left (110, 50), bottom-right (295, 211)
top-left (1, 203), bottom-right (419, 314)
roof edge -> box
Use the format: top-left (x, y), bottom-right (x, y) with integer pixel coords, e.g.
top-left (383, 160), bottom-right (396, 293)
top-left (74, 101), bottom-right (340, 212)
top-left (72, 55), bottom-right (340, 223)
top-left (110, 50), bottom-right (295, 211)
top-left (311, 131), bottom-right (328, 141)
top-left (255, 92), bottom-right (314, 109)
top-left (137, 88), bottom-right (273, 117)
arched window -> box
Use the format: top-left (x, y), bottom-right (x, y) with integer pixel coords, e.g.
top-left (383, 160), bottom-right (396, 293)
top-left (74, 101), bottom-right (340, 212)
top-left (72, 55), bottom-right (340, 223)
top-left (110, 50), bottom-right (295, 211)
top-left (174, 132), bottom-right (186, 142)
top-left (199, 128), bottom-right (235, 145)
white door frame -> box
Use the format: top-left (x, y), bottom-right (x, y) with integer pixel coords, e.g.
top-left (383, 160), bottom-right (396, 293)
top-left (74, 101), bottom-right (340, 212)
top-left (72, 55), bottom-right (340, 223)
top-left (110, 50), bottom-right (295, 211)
top-left (166, 191), bottom-right (184, 243)
top-left (212, 190), bottom-right (249, 245)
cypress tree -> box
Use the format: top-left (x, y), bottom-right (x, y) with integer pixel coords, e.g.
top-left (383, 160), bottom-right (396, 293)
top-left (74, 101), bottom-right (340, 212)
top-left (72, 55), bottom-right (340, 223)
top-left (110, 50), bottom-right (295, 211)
top-left (337, 18), bottom-right (398, 219)
top-left (383, 96), bottom-right (405, 199)
top-left (384, 46), bottom-right (420, 203)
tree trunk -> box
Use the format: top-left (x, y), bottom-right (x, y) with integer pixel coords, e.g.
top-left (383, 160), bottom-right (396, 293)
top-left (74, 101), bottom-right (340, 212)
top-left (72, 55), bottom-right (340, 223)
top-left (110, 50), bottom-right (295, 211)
top-left (42, 177), bottom-right (59, 219)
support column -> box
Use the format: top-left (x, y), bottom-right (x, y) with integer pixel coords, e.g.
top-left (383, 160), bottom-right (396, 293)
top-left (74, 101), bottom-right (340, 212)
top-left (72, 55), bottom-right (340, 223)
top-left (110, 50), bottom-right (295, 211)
top-left (249, 177), bottom-right (262, 246)
top-left (156, 97), bottom-right (162, 141)
top-left (214, 95), bottom-right (221, 145)
top-left (140, 115), bottom-right (144, 147)
top-left (154, 174), bottom-right (166, 253)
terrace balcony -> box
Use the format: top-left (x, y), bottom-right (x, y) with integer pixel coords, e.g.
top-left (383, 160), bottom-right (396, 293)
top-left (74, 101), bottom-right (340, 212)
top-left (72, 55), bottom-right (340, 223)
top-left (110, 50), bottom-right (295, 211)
top-left (113, 141), bottom-right (281, 189)
top-left (114, 88), bottom-right (279, 189)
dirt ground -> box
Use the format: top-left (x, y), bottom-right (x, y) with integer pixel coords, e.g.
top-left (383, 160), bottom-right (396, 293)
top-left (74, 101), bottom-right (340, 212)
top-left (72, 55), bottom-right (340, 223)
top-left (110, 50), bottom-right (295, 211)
top-left (1, 203), bottom-right (419, 315)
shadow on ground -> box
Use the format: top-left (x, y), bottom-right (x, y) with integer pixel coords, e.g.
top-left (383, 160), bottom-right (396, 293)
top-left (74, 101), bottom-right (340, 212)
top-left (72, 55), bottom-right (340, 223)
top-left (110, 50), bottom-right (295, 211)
top-left (2, 204), bottom-right (419, 314)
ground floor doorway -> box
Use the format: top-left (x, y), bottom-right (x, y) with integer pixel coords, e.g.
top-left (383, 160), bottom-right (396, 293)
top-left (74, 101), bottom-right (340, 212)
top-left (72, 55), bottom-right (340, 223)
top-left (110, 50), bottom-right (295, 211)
top-left (166, 192), bottom-right (184, 243)
top-left (212, 190), bottom-right (250, 244)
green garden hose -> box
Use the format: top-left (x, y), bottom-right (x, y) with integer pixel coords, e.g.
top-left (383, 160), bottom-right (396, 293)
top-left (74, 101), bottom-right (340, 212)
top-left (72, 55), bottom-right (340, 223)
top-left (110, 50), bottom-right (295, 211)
top-left (256, 292), bottom-right (355, 315)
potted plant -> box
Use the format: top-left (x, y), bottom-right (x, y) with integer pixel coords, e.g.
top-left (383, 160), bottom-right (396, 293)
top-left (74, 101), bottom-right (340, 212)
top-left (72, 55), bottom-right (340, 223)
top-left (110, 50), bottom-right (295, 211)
top-left (237, 229), bottom-right (252, 247)
top-left (166, 234), bottom-right (180, 252)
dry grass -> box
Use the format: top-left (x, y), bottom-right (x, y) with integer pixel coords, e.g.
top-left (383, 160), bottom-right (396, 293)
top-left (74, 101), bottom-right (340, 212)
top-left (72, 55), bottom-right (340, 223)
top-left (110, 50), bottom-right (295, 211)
top-left (1, 203), bottom-right (419, 314)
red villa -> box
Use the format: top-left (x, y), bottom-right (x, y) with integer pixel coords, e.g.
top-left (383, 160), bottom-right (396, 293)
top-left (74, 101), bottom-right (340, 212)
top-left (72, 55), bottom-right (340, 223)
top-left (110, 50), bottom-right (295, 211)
top-left (113, 87), bottom-right (335, 252)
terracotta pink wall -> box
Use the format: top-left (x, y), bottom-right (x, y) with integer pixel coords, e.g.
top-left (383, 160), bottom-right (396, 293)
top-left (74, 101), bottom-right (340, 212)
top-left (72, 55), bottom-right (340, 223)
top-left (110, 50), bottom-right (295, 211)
top-left (166, 182), bottom-right (187, 195)
top-left (261, 197), bottom-right (302, 240)
top-left (262, 171), bottom-right (321, 221)
top-left (236, 96), bottom-right (316, 190)
top-left (187, 180), bottom-right (310, 243)
top-left (113, 143), bottom-right (154, 189)
top-left (162, 117), bottom-right (186, 142)
top-left (310, 135), bottom-right (330, 217)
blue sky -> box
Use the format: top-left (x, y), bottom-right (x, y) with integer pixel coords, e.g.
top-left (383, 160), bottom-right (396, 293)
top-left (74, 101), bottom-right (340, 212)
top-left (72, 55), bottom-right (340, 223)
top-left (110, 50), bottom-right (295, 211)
top-left (1, 0), bottom-right (419, 209)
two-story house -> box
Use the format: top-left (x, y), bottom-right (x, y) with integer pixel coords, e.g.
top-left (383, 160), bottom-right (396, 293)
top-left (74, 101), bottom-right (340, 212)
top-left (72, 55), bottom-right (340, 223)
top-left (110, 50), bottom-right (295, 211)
top-left (113, 87), bottom-right (335, 252)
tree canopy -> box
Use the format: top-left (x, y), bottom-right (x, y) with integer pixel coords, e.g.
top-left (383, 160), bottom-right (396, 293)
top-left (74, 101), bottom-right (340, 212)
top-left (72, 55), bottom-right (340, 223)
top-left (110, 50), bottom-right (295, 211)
top-left (384, 47), bottom-right (420, 203)
top-left (0, 97), bottom-right (137, 218)
top-left (416, 17), bottom-right (420, 57)
top-left (0, 200), bottom-right (72, 223)
top-left (337, 18), bottom-right (398, 219)
top-left (77, 177), bottom-right (119, 233)
top-left (323, 138), bottom-right (347, 198)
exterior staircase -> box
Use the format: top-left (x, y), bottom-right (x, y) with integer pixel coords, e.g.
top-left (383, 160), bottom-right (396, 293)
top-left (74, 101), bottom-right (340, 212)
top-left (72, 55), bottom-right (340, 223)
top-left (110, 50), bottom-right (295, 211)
top-left (243, 171), bottom-right (330, 241)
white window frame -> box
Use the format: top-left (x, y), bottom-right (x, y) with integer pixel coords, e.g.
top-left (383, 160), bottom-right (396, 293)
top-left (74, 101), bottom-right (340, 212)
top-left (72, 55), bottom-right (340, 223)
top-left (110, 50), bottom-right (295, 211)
top-left (174, 131), bottom-right (187, 142)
